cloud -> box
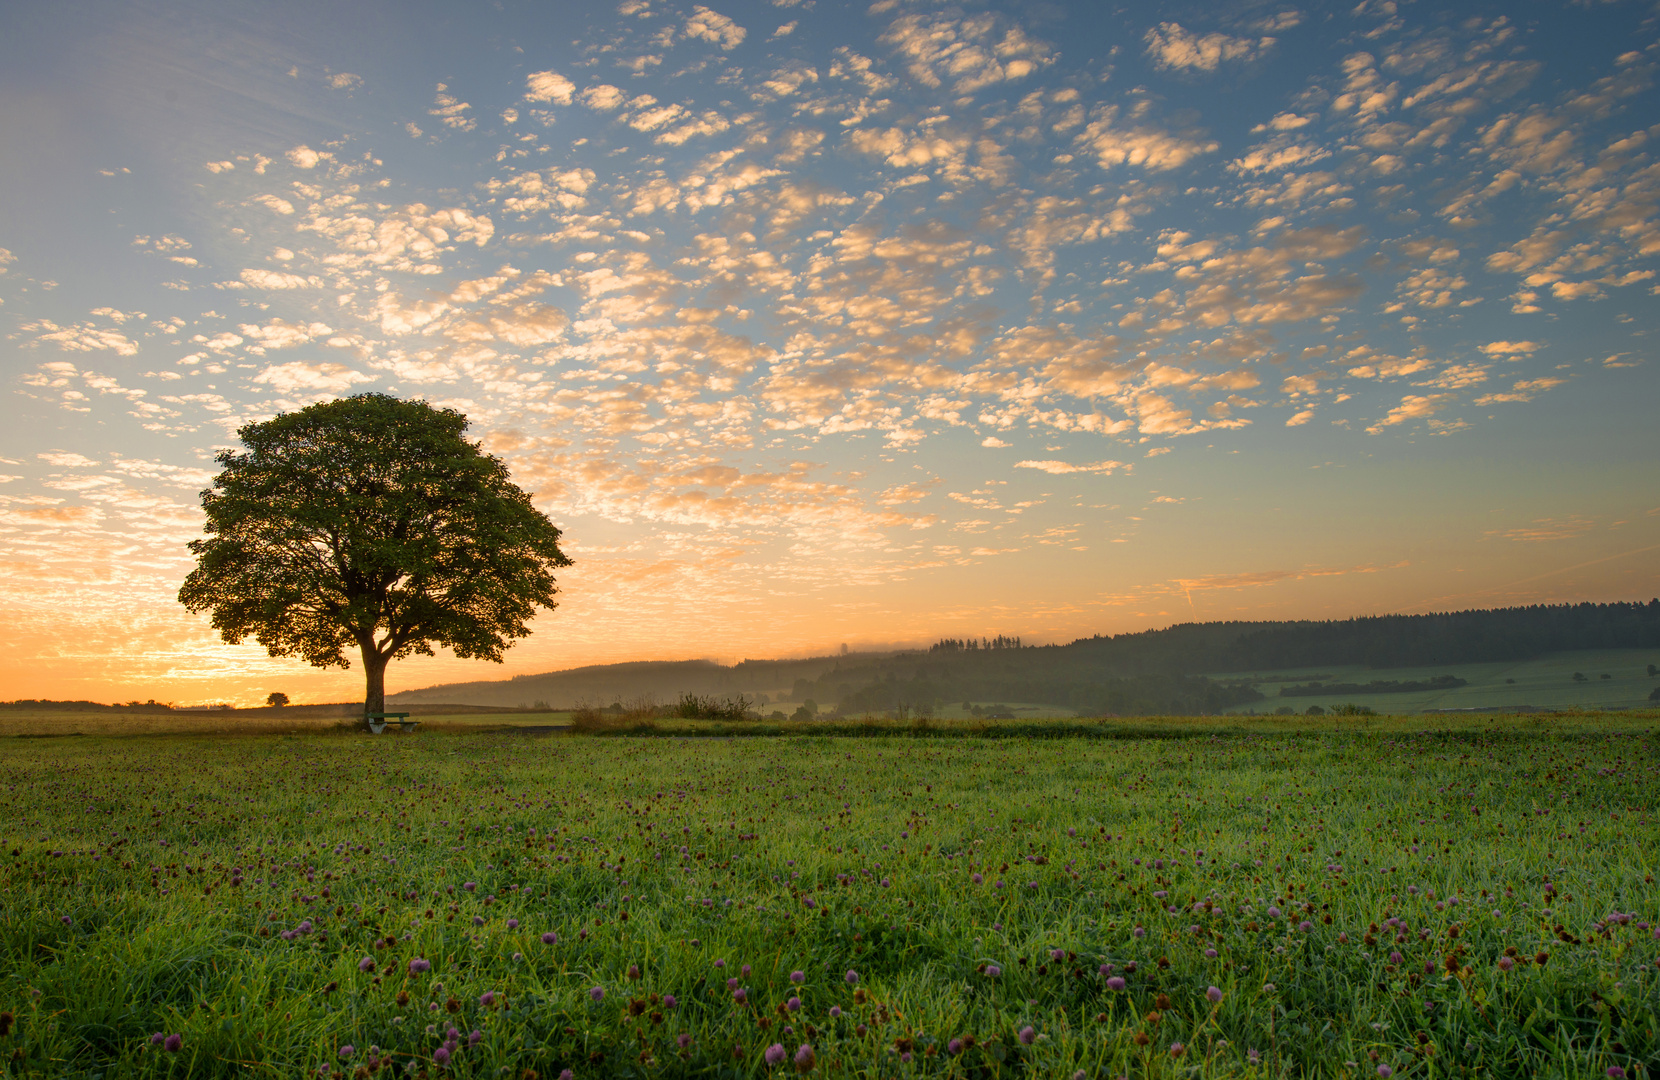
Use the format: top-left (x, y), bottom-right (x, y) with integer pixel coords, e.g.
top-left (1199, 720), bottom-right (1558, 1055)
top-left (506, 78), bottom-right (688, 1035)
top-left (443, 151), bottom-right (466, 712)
top-left (251, 361), bottom-right (373, 394)
top-left (879, 11), bottom-right (1054, 97)
top-left (27, 319), bottom-right (140, 356)
top-left (1365, 393), bottom-right (1458, 433)
top-left (980, 436), bottom-right (1010, 448)
top-left (327, 72), bottom-right (363, 90)
top-left (1479, 340), bottom-right (1541, 356)
top-left (430, 83), bottom-right (475, 131)
top-left (238, 319), bottom-right (333, 353)
top-left (1473, 376), bottom-right (1565, 404)
top-left (525, 71), bottom-right (575, 104)
top-left (1013, 459), bottom-right (1127, 475)
top-left (286, 145), bottom-right (327, 169)
top-left (1144, 23), bottom-right (1274, 72)
top-left (1074, 108), bottom-right (1218, 171)
top-left (239, 268), bottom-right (321, 290)
top-left (580, 84), bottom-right (626, 110)
top-left (684, 6), bottom-right (746, 50)
top-left (38, 451), bottom-right (100, 467)
top-left (1491, 516), bottom-right (1595, 542)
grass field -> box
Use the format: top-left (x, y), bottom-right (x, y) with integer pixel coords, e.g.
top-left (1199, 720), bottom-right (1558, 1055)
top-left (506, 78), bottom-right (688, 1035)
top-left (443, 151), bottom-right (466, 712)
top-left (1214, 648), bottom-right (1660, 715)
top-left (2, 722), bottom-right (1658, 1078)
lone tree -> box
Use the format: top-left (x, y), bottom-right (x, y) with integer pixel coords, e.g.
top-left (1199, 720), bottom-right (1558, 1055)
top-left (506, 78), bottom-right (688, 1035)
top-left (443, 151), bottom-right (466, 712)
top-left (179, 394), bottom-right (572, 727)
top-left (266, 692), bottom-right (289, 708)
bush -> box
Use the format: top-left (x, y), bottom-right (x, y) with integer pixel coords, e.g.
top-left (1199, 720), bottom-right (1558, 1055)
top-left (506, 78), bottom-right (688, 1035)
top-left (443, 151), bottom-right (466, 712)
top-left (674, 693), bottom-right (753, 720)
top-left (1304, 705), bottom-right (1325, 716)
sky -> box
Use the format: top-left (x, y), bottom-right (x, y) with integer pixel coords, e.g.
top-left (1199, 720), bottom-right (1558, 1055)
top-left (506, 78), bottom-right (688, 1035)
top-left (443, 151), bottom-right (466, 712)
top-left (1, 0), bottom-right (1658, 706)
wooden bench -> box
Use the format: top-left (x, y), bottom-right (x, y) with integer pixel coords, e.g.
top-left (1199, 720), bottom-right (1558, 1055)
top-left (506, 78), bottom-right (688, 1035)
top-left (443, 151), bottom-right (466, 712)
top-left (367, 712), bottom-right (420, 734)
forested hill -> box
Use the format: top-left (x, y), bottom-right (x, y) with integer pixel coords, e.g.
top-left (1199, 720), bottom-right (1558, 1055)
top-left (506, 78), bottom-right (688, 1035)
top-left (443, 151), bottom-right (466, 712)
top-left (393, 600), bottom-right (1660, 714)
top-left (808, 600), bottom-right (1660, 715)
top-left (1053, 599), bottom-right (1660, 674)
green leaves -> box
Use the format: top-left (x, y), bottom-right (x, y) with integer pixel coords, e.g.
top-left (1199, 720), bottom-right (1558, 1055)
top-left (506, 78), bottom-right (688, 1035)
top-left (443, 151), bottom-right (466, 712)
top-left (178, 394), bottom-right (571, 706)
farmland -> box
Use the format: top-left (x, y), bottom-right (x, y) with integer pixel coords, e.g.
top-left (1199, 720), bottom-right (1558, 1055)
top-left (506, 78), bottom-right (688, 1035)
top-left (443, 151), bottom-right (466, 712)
top-left (2, 722), bottom-right (1658, 1077)
top-left (1215, 648), bottom-right (1660, 716)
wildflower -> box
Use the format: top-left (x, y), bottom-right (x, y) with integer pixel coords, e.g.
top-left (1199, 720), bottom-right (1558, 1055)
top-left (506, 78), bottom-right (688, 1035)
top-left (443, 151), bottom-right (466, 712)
top-left (339, 1046), bottom-right (355, 1059)
top-left (678, 1033), bottom-right (693, 1049)
top-left (663, 994), bottom-right (678, 1008)
top-left (541, 932), bottom-right (558, 945)
top-left (479, 991), bottom-right (496, 1007)
top-left (1497, 956), bottom-right (1514, 971)
top-left (164, 1034), bottom-right (182, 1052)
top-left (1050, 948), bottom-right (1064, 961)
top-left (1107, 976), bottom-right (1126, 991)
top-left (765, 1043), bottom-right (787, 1066)
top-left (409, 958), bottom-right (431, 975)
top-left (734, 987), bottom-right (748, 1004)
top-left (559, 1071), bottom-right (574, 1080)
top-left (948, 1038), bottom-right (963, 1055)
top-left (1133, 926), bottom-right (1146, 938)
top-left (985, 964), bottom-right (1002, 977)
top-left (795, 1044), bottom-right (816, 1071)
top-left (1377, 1067), bottom-right (1393, 1078)
top-left (150, 1033), bottom-right (165, 1046)
top-left (590, 986), bottom-right (605, 1002)
top-left (790, 970), bottom-right (805, 983)
top-left (472, 916), bottom-right (484, 927)
top-left (1018, 1026), bottom-right (1036, 1045)
top-left (628, 964), bottom-right (641, 980)
top-left (1170, 1043), bottom-right (1185, 1058)
top-left (844, 969), bottom-right (859, 984)
top-left (1266, 906), bottom-right (1281, 919)
top-left (506, 918), bottom-right (519, 930)
top-left (1205, 948), bottom-right (1219, 958)
top-left (972, 873), bottom-right (983, 884)
top-left (1607, 1068), bottom-right (1626, 1079)
top-left (828, 1006), bottom-right (841, 1018)
top-left (1206, 986), bottom-right (1223, 1003)
top-left (358, 957), bottom-right (375, 973)
top-left (433, 1047), bottom-right (450, 1066)
top-left (787, 996), bottom-right (801, 1012)
top-left (463, 882), bottom-right (476, 892)
top-left (1299, 920), bottom-right (1314, 933)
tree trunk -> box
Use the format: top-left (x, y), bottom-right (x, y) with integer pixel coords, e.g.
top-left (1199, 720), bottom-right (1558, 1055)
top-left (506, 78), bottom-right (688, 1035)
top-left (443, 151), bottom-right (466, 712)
top-left (363, 648), bottom-right (388, 731)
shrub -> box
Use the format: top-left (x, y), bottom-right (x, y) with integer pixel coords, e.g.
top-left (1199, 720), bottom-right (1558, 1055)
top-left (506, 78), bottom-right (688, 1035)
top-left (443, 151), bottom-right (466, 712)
top-left (674, 693), bottom-right (754, 720)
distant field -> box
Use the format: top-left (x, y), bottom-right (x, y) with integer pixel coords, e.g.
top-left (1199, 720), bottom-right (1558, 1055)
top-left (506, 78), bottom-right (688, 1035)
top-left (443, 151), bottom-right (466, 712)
top-left (0, 709), bottom-right (573, 738)
top-left (1213, 647), bottom-right (1660, 715)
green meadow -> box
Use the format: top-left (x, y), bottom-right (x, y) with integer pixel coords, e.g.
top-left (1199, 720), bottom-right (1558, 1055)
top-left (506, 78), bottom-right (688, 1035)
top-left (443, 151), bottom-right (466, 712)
top-left (1214, 649), bottom-right (1660, 716)
top-left (2, 722), bottom-right (1657, 1078)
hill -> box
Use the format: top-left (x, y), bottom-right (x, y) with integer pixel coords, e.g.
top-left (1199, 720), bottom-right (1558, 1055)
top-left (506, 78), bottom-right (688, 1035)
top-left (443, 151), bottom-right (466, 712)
top-left (391, 600), bottom-right (1660, 716)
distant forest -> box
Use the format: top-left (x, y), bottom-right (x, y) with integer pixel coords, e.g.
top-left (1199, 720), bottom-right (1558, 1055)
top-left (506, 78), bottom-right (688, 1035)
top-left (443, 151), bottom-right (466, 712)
top-left (389, 600), bottom-right (1660, 716)
top-left (802, 600), bottom-right (1660, 716)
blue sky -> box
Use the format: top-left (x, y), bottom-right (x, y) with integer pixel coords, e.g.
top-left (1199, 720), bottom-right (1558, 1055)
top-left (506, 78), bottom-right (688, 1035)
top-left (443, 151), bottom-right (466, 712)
top-left (2, 0), bottom-right (1657, 704)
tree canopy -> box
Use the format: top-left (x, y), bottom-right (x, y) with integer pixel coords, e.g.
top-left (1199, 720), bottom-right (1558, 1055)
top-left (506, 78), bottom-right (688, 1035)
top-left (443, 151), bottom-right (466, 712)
top-left (178, 393), bottom-right (572, 722)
